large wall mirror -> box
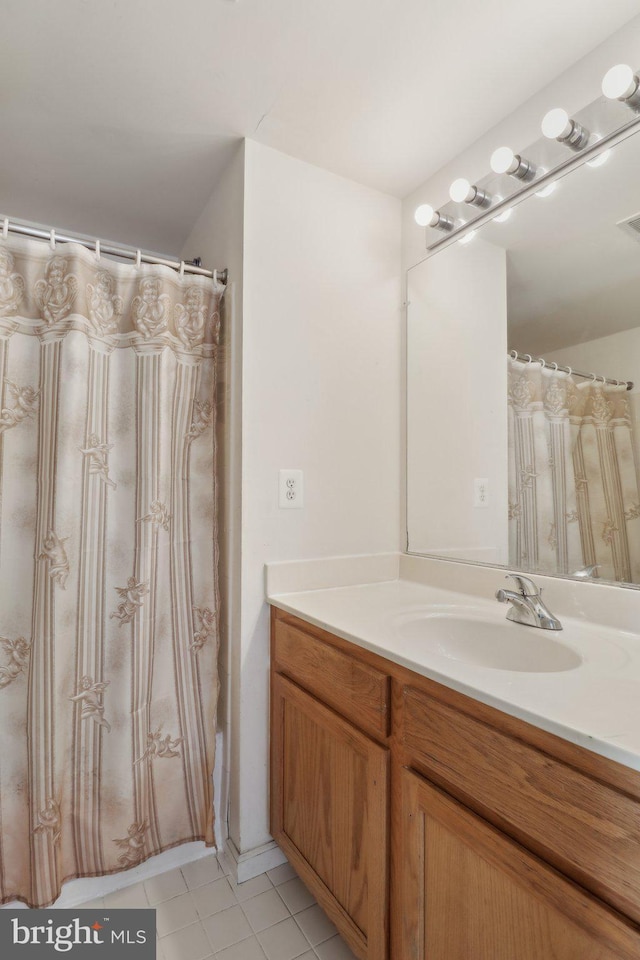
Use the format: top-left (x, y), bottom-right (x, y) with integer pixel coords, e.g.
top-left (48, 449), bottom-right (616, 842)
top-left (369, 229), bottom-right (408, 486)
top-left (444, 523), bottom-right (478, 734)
top-left (407, 81), bottom-right (640, 587)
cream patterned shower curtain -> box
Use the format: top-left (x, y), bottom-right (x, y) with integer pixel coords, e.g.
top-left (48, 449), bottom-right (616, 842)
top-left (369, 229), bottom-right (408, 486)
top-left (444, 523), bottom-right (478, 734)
top-left (0, 235), bottom-right (223, 907)
top-left (508, 356), bottom-right (640, 583)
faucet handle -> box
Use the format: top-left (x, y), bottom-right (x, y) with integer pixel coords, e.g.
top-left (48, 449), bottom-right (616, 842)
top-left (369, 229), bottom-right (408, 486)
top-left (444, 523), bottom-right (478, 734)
top-left (505, 573), bottom-right (540, 597)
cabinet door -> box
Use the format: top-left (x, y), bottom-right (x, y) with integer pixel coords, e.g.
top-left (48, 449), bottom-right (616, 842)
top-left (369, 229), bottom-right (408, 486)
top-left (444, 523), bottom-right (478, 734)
top-left (398, 767), bottom-right (640, 960)
top-left (271, 673), bottom-right (389, 960)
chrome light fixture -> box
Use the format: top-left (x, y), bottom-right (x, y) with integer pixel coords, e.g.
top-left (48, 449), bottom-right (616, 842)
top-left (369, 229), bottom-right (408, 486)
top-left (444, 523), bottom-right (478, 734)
top-left (449, 178), bottom-right (493, 208)
top-left (541, 108), bottom-right (590, 150)
top-left (602, 64), bottom-right (640, 107)
top-left (416, 62), bottom-right (640, 247)
top-left (414, 204), bottom-right (455, 231)
top-left (490, 146), bottom-right (536, 180)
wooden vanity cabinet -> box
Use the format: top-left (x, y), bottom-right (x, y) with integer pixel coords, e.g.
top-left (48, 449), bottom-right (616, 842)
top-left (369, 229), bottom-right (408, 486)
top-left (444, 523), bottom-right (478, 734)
top-left (270, 608), bottom-right (640, 960)
top-left (397, 683), bottom-right (640, 929)
top-left (399, 767), bottom-right (639, 960)
top-left (270, 610), bottom-right (391, 960)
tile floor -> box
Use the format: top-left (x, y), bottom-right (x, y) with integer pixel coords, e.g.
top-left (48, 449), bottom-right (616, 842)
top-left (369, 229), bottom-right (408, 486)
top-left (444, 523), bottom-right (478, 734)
top-left (78, 854), bottom-right (358, 960)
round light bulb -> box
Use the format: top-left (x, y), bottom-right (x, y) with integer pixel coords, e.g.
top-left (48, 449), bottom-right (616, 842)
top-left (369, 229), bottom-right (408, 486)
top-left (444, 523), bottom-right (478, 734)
top-left (494, 207), bottom-right (513, 223)
top-left (490, 146), bottom-right (516, 175)
top-left (458, 230), bottom-right (477, 245)
top-left (535, 170), bottom-right (557, 198)
top-left (449, 178), bottom-right (473, 203)
top-left (602, 63), bottom-right (638, 101)
top-left (586, 137), bottom-right (611, 168)
top-left (414, 204), bottom-right (436, 227)
top-left (541, 108), bottom-right (572, 140)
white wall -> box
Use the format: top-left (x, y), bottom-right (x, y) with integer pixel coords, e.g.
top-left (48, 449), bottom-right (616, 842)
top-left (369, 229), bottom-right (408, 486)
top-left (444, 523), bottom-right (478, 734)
top-left (179, 139), bottom-right (402, 873)
top-left (236, 140), bottom-right (402, 857)
top-left (407, 238), bottom-right (508, 562)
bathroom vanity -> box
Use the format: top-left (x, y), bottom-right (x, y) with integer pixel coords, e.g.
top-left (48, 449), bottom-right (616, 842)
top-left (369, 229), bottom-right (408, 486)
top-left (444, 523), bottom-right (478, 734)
top-left (268, 572), bottom-right (640, 960)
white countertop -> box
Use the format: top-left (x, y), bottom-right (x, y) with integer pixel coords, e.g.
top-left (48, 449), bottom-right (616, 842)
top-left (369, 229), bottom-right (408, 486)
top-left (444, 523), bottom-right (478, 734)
top-left (268, 574), bottom-right (640, 772)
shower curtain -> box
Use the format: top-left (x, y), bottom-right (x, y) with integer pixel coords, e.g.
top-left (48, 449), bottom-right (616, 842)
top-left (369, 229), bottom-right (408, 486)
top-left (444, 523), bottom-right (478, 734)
top-left (508, 356), bottom-right (640, 583)
top-left (0, 235), bottom-right (224, 907)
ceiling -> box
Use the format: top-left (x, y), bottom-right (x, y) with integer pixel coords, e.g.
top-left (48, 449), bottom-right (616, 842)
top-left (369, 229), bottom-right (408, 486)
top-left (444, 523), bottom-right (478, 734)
top-left (1, 0), bottom-right (639, 254)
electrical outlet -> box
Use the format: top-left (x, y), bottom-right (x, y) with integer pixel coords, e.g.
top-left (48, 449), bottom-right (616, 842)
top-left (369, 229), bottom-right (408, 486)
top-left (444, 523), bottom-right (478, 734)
top-left (279, 469), bottom-right (303, 509)
top-left (474, 477), bottom-right (489, 508)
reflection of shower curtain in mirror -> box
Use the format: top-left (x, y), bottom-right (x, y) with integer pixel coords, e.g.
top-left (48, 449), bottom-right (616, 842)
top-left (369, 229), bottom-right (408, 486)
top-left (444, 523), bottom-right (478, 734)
top-left (508, 357), bottom-right (640, 583)
top-left (0, 235), bottom-right (224, 907)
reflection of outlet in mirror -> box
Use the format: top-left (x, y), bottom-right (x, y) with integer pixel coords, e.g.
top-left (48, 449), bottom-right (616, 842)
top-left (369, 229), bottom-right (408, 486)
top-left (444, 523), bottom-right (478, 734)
top-left (474, 478), bottom-right (489, 508)
top-left (279, 469), bottom-right (304, 508)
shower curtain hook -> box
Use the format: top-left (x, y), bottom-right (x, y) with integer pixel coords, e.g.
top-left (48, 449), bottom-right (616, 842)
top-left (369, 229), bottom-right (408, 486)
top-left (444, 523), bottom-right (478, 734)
top-left (49, 229), bottom-right (56, 251)
top-left (524, 354), bottom-right (533, 364)
top-left (567, 367), bottom-right (572, 376)
top-left (2, 218), bottom-right (8, 240)
top-left (179, 260), bottom-right (185, 278)
top-left (95, 239), bottom-right (101, 262)
top-left (135, 249), bottom-right (142, 269)
top-left (510, 349), bottom-right (518, 360)
top-left (551, 362), bottom-right (558, 372)
top-left (539, 358), bottom-right (546, 368)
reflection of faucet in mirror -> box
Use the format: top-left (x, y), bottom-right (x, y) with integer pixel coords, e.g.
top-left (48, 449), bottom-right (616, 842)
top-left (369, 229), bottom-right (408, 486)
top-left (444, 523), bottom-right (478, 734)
top-left (572, 564), bottom-right (600, 579)
top-left (496, 574), bottom-right (562, 630)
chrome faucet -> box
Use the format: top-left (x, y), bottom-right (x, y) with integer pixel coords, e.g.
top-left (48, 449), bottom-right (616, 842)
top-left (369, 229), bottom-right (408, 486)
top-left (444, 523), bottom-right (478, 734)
top-left (496, 574), bottom-right (562, 631)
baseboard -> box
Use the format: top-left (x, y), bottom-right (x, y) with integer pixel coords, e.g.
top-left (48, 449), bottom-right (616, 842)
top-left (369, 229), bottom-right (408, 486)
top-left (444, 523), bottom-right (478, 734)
top-left (223, 836), bottom-right (287, 884)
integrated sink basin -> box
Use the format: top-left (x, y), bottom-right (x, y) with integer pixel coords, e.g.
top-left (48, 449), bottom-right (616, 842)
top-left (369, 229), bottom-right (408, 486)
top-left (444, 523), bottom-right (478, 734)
top-left (395, 611), bottom-right (583, 672)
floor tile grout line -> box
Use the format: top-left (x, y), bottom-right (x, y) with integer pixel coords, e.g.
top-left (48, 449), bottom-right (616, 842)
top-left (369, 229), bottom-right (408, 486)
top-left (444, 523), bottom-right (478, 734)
top-left (75, 854), bottom-right (355, 960)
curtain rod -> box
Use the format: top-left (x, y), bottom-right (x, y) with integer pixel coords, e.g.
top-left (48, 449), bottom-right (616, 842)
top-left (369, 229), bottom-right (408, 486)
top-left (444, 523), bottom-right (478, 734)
top-left (0, 217), bottom-right (228, 284)
top-left (510, 351), bottom-right (633, 391)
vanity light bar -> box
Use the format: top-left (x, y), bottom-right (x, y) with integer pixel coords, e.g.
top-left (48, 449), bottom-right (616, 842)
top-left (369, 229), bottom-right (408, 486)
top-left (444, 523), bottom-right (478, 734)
top-left (416, 61), bottom-right (640, 252)
top-left (416, 61), bottom-right (640, 253)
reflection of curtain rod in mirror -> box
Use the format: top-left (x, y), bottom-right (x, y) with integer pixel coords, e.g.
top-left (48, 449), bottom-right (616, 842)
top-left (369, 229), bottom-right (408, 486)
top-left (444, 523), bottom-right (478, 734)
top-left (509, 350), bottom-right (633, 390)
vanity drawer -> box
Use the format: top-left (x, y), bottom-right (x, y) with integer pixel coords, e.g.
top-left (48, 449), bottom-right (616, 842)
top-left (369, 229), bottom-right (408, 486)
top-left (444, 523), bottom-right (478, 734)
top-left (400, 685), bottom-right (640, 924)
top-left (272, 617), bottom-right (390, 739)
